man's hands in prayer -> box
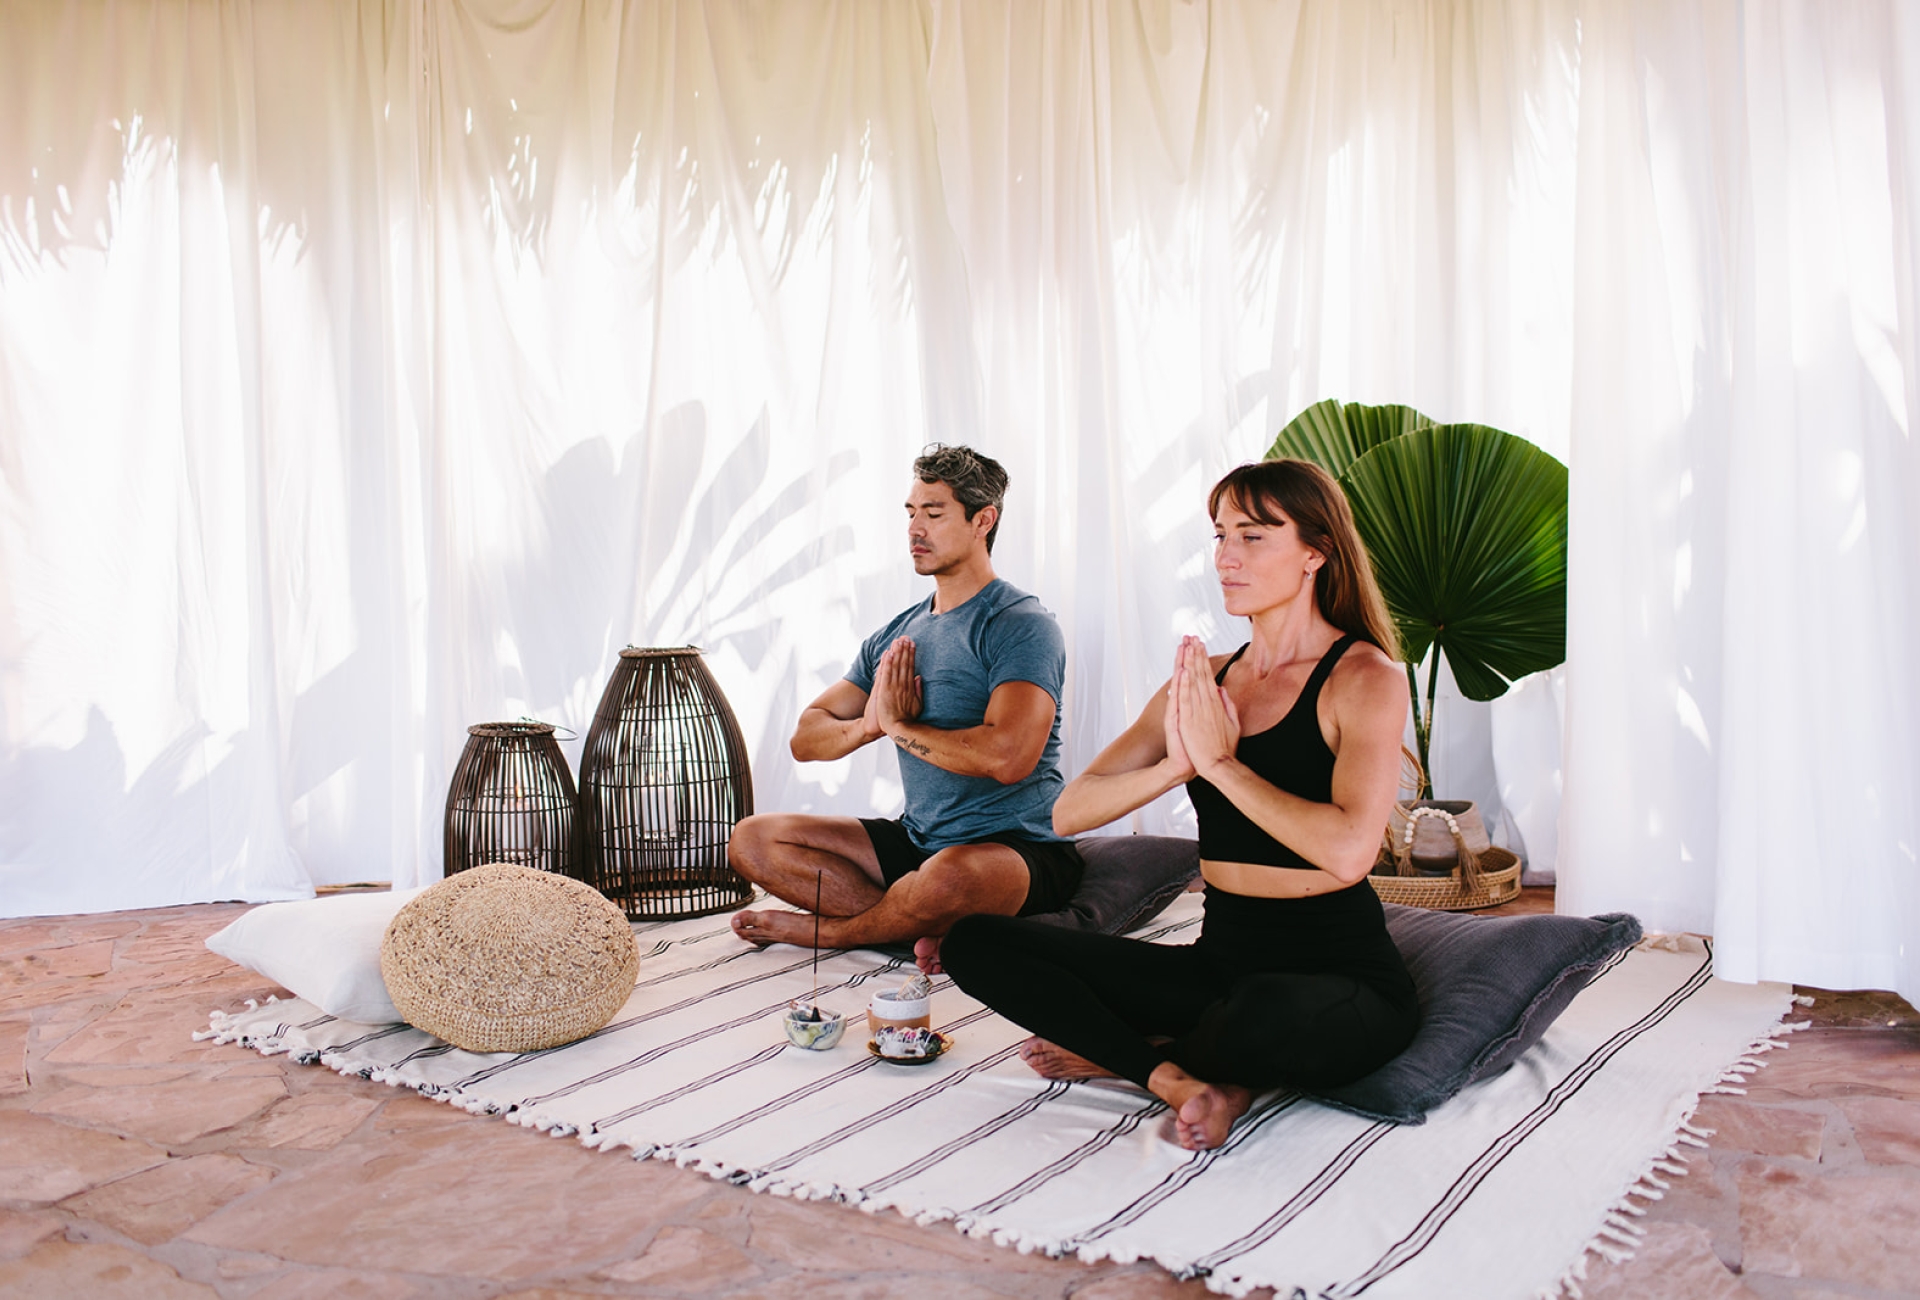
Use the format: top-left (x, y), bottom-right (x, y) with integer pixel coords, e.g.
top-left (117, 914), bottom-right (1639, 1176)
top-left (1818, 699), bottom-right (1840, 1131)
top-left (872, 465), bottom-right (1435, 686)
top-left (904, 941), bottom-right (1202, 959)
top-left (868, 637), bottom-right (925, 738)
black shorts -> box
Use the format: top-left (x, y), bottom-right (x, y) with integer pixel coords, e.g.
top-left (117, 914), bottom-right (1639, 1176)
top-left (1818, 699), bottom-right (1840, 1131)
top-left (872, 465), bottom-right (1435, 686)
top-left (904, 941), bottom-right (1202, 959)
top-left (858, 818), bottom-right (1085, 918)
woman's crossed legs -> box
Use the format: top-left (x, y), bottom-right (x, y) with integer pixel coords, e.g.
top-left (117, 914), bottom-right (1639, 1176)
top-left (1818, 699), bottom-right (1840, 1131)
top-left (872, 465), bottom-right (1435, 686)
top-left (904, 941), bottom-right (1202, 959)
top-left (941, 913), bottom-right (1413, 1149)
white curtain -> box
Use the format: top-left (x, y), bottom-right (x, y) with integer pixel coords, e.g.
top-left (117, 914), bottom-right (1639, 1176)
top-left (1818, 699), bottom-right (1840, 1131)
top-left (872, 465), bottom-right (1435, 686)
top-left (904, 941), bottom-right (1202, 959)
top-left (2, 1), bottom-right (1915, 1003)
top-left (0, 2), bottom-right (414, 911)
top-left (1556, 1), bottom-right (1920, 1002)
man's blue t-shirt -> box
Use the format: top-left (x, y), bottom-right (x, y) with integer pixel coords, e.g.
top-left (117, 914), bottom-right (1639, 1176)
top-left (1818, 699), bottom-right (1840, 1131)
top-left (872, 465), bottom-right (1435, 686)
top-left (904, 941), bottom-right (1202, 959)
top-left (847, 578), bottom-right (1068, 851)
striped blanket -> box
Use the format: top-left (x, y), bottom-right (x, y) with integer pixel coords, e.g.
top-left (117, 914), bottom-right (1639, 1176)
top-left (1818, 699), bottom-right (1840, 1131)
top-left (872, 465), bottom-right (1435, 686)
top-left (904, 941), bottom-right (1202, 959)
top-left (202, 893), bottom-right (1794, 1299)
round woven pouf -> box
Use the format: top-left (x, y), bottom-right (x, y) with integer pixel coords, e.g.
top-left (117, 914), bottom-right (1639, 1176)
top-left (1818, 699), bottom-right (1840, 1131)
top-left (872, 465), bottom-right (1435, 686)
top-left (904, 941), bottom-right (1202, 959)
top-left (380, 863), bottom-right (639, 1053)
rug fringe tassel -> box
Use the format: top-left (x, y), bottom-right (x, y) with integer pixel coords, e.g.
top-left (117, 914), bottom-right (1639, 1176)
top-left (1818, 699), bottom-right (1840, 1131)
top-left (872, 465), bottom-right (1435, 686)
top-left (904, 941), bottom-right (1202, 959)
top-left (1543, 990), bottom-right (1800, 1298)
top-left (194, 1003), bottom-right (296, 1056)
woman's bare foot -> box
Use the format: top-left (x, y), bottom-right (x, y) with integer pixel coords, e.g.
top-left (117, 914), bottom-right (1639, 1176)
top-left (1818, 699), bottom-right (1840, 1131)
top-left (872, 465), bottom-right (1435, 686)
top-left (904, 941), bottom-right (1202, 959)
top-left (1017, 1037), bottom-right (1118, 1080)
top-left (1148, 1062), bottom-right (1253, 1150)
top-left (730, 908), bottom-right (819, 948)
top-left (1173, 1084), bottom-right (1253, 1150)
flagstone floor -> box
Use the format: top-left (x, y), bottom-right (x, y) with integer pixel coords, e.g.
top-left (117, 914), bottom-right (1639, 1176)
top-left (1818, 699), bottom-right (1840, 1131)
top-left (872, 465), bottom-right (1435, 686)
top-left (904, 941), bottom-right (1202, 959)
top-left (2, 890), bottom-right (1917, 1300)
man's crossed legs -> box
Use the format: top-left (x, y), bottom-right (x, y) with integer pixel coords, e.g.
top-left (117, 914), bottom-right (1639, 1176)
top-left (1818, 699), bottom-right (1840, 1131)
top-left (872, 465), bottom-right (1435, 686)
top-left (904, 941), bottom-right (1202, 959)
top-left (728, 814), bottom-right (1081, 973)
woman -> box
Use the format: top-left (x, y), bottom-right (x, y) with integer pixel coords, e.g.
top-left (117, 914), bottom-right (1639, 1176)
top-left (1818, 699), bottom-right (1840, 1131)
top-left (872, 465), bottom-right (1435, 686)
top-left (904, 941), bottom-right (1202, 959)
top-left (940, 459), bottom-right (1418, 1151)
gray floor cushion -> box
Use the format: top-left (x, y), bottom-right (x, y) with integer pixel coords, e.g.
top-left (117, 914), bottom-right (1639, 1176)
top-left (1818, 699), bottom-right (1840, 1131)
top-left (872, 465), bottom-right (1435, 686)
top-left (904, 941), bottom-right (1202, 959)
top-left (1312, 904), bottom-right (1644, 1123)
top-left (1025, 834), bottom-right (1201, 935)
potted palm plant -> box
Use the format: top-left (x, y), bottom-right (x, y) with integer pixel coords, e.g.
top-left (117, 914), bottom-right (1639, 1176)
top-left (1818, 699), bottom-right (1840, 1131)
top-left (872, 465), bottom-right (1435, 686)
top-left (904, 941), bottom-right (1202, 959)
top-left (1265, 399), bottom-right (1568, 906)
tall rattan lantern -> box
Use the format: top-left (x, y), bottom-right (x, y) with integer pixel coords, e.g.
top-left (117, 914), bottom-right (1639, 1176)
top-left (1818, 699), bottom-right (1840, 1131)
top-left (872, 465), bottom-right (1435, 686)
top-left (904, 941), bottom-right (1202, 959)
top-left (577, 647), bottom-right (755, 920)
top-left (443, 722), bottom-right (580, 878)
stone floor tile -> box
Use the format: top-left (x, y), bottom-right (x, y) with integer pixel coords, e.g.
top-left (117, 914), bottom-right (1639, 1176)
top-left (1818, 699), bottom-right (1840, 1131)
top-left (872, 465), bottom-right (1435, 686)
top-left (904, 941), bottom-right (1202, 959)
top-left (6, 938), bottom-right (117, 980)
top-left (0, 1019), bottom-right (25, 1095)
top-left (60, 1152), bottom-right (275, 1245)
top-left (0, 1238), bottom-right (218, 1299)
top-left (1577, 1222), bottom-right (1760, 1300)
top-left (684, 1192), bottom-right (754, 1244)
top-left (0, 1110), bottom-right (168, 1202)
top-left (33, 1072), bottom-right (287, 1146)
top-left (0, 1208), bottom-right (65, 1261)
top-left (0, 922), bottom-right (67, 960)
top-left (1794, 988), bottom-right (1920, 1030)
top-left (1645, 1143), bottom-right (1726, 1206)
top-left (227, 1093), bottom-right (382, 1151)
top-left (140, 970), bottom-right (289, 1007)
top-left (218, 1057), bottom-right (297, 1080)
top-left (370, 1092), bottom-right (475, 1133)
top-left (56, 918), bottom-right (148, 945)
top-left (248, 1268), bottom-right (424, 1299)
top-left (1739, 1028), bottom-right (1920, 1103)
top-left (1628, 1146), bottom-right (1748, 1276)
top-left (726, 1279), bottom-right (1011, 1300)
top-left (745, 1195), bottom-right (1063, 1276)
top-left (214, 1252), bottom-right (287, 1279)
top-left (36, 1064), bottom-right (201, 1089)
top-left (768, 1190), bottom-right (1082, 1275)
top-left (183, 1120), bottom-right (713, 1279)
top-left (597, 1224), bottom-right (764, 1290)
top-left (1068, 1268), bottom-right (1238, 1298)
top-left (1737, 1163), bottom-right (1920, 1291)
top-left (1688, 1097), bottom-right (1825, 1160)
top-left (26, 998), bottom-right (110, 1041)
top-left (113, 924), bottom-right (245, 970)
top-left (0, 967), bottom-right (158, 1016)
top-left (40, 998), bottom-right (240, 1066)
top-left (1833, 1095), bottom-right (1920, 1167)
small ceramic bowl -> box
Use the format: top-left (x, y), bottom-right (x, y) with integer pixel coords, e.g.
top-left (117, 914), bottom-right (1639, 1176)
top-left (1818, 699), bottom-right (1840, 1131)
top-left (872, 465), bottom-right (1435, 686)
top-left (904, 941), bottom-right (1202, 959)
top-left (782, 1006), bottom-right (846, 1050)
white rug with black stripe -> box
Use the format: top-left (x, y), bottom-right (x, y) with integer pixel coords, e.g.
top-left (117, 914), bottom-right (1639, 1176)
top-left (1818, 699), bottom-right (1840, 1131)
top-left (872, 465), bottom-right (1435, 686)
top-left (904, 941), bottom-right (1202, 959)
top-left (202, 893), bottom-right (1794, 1299)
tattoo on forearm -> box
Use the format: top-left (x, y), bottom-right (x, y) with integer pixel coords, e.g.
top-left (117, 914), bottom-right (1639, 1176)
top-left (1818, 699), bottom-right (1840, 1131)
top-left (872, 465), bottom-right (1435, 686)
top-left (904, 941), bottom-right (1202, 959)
top-left (893, 735), bottom-right (932, 758)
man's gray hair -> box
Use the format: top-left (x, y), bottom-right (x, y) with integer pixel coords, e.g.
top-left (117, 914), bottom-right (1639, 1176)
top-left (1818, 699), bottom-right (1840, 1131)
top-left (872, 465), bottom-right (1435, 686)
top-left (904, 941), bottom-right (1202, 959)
top-left (914, 444), bottom-right (1009, 553)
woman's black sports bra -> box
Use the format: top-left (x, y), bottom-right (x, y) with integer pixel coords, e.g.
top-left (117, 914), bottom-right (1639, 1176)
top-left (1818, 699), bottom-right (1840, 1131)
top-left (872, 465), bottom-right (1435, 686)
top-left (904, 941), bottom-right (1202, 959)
top-left (1185, 634), bottom-right (1359, 870)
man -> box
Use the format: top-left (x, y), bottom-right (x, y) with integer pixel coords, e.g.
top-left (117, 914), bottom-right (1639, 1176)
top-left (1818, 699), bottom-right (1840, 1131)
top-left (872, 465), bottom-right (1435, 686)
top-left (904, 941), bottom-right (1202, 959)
top-left (729, 444), bottom-right (1083, 971)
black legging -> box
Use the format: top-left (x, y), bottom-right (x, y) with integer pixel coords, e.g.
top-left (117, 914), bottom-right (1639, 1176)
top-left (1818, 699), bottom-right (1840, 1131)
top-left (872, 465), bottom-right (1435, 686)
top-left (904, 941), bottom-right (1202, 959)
top-left (941, 883), bottom-right (1419, 1091)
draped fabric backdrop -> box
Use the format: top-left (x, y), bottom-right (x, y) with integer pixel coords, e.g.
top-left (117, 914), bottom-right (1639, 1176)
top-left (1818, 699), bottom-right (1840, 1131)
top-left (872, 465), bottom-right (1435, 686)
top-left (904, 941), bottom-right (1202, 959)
top-left (2, 1), bottom-right (1915, 1003)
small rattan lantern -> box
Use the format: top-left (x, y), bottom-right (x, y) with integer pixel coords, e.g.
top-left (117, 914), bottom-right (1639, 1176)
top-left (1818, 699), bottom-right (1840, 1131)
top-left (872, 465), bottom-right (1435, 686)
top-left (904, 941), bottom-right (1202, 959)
top-left (576, 647), bottom-right (755, 920)
top-left (443, 721), bottom-right (580, 878)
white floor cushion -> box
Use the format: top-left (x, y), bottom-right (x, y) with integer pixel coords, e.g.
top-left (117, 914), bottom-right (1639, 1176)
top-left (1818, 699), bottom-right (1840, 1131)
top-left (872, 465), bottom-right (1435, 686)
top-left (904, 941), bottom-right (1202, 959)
top-left (206, 888), bottom-right (424, 1023)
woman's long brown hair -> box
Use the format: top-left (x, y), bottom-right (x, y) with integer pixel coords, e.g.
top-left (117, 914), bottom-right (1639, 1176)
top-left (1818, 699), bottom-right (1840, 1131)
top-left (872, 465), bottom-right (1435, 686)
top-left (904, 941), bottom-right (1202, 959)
top-left (1207, 459), bottom-right (1401, 659)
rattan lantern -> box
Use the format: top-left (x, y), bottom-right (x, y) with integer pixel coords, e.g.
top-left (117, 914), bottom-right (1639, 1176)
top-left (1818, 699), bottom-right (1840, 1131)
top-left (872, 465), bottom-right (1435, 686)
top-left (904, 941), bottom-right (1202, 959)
top-left (576, 647), bottom-right (755, 920)
top-left (443, 722), bottom-right (580, 878)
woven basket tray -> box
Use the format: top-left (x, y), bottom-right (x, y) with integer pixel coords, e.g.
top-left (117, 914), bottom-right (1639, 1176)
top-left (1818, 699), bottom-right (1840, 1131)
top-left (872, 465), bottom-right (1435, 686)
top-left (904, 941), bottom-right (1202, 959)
top-left (1367, 845), bottom-right (1522, 911)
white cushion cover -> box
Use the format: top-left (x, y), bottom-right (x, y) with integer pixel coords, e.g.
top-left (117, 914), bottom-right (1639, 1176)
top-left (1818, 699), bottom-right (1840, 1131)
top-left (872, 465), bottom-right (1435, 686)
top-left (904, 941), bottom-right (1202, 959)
top-left (206, 888), bottom-right (424, 1024)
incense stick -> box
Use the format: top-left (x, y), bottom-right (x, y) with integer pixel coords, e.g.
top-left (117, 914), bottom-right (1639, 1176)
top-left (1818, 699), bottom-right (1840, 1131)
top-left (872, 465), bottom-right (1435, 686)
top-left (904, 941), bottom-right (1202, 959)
top-left (811, 871), bottom-right (822, 1006)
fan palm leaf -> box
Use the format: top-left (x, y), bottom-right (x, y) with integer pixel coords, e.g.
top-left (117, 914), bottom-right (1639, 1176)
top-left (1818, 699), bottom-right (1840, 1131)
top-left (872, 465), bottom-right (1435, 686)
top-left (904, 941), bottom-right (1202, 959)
top-left (1339, 425), bottom-right (1568, 702)
top-left (1262, 402), bottom-right (1568, 799)
top-left (1263, 399), bottom-right (1433, 479)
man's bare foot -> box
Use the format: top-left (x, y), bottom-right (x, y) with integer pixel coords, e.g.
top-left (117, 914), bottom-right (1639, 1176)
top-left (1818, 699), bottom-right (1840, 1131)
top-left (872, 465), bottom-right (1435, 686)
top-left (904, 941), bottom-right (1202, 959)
top-left (731, 908), bottom-right (819, 948)
top-left (1017, 1037), bottom-right (1117, 1080)
top-left (913, 936), bottom-right (943, 975)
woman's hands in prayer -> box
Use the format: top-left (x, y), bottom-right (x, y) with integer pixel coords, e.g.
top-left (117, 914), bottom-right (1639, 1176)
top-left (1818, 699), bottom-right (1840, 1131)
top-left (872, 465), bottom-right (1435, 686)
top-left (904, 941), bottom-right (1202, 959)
top-left (1172, 635), bottom-right (1240, 780)
top-left (1161, 646), bottom-right (1198, 784)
